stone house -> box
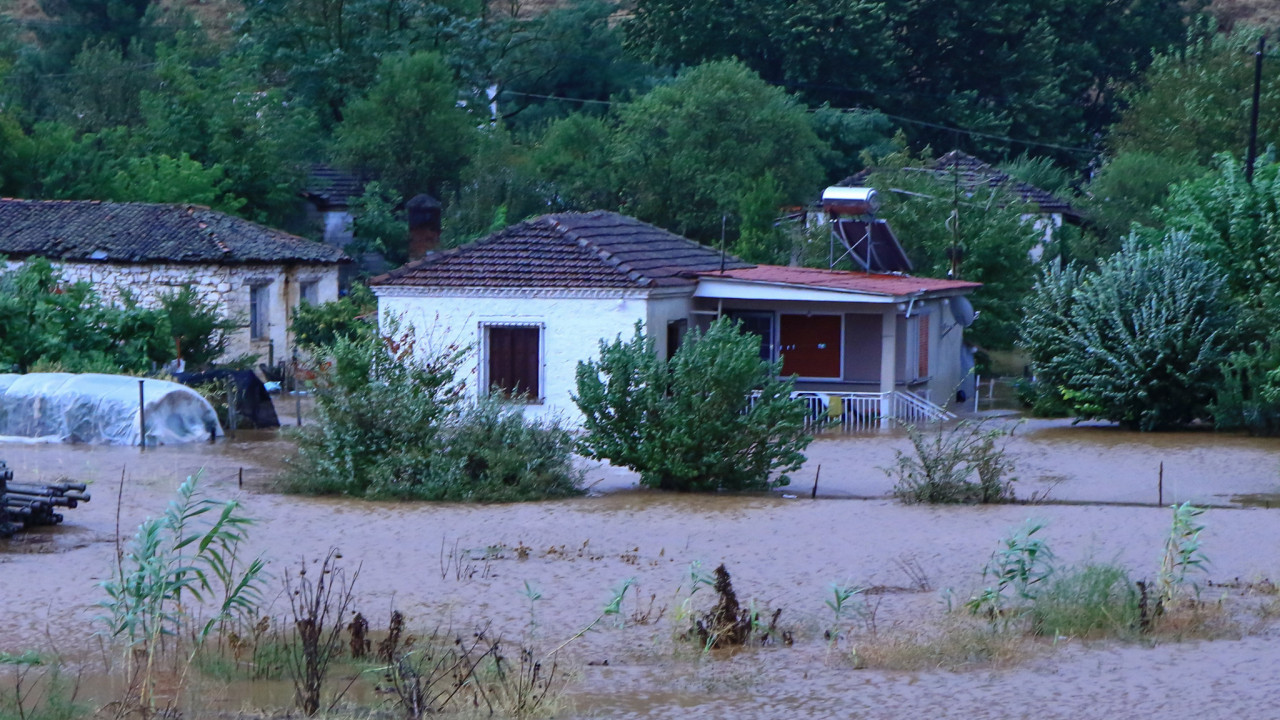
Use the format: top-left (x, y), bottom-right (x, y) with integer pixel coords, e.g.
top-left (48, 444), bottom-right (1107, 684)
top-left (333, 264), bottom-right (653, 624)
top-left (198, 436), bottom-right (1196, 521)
top-left (372, 211), bottom-right (979, 428)
top-left (0, 198), bottom-right (348, 363)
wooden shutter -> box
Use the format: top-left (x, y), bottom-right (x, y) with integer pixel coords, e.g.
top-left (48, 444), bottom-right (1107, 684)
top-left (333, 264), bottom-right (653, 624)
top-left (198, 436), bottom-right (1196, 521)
top-left (488, 326), bottom-right (540, 399)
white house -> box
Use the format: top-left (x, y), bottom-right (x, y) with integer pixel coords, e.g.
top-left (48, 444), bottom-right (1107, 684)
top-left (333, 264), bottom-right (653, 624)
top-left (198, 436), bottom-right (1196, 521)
top-left (371, 211), bottom-right (979, 428)
top-left (0, 198), bottom-right (348, 362)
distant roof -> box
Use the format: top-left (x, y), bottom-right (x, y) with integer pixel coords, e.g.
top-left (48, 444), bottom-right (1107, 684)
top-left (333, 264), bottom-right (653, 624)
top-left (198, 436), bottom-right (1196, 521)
top-left (698, 265), bottom-right (980, 297)
top-left (843, 150), bottom-right (1078, 218)
top-left (302, 164), bottom-right (370, 208)
top-left (0, 198), bottom-right (347, 265)
top-left (372, 211), bottom-right (751, 290)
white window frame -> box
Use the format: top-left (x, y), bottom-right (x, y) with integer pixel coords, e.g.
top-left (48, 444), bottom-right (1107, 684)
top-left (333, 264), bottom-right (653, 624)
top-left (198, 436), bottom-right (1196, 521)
top-left (479, 320), bottom-right (546, 404)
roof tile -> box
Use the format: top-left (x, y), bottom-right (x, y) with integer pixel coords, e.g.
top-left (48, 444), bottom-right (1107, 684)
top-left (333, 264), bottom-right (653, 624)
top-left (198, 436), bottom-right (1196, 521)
top-left (372, 211), bottom-right (751, 289)
top-left (0, 198), bottom-right (347, 265)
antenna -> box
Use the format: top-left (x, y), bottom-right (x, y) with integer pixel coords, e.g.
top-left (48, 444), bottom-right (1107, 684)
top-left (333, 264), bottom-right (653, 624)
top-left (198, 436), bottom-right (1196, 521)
top-left (719, 214), bottom-right (727, 273)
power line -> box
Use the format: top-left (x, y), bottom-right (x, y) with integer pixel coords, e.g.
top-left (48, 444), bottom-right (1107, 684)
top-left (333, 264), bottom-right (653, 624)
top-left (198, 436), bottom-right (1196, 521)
top-left (499, 88), bottom-right (1100, 156)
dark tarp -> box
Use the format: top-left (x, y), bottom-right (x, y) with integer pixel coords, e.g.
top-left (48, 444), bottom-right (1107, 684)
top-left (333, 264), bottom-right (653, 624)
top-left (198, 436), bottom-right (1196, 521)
top-left (175, 370), bottom-right (280, 429)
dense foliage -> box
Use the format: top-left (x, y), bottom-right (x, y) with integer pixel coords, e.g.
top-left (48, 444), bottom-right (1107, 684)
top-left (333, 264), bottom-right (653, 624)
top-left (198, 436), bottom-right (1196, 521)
top-left (290, 284), bottom-right (378, 354)
top-left (0, 259), bottom-right (233, 373)
top-left (858, 150), bottom-right (1042, 350)
top-left (285, 327), bottom-right (582, 501)
top-left (574, 319), bottom-right (812, 492)
top-left (1020, 237), bottom-right (1234, 431)
top-left (0, 0), bottom-right (1238, 259)
top-left (627, 0), bottom-right (1203, 159)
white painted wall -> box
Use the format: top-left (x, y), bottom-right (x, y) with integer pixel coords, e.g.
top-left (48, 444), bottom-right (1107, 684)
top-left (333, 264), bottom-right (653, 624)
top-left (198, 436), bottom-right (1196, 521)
top-left (377, 287), bottom-right (676, 425)
top-left (4, 259), bottom-right (340, 363)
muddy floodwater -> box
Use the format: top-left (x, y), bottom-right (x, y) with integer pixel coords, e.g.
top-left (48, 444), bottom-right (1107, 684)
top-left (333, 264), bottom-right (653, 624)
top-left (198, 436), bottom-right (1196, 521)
top-left (3, 418), bottom-right (1280, 718)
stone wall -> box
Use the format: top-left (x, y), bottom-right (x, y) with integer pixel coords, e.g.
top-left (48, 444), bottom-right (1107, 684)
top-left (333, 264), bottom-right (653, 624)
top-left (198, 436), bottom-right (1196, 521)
top-left (4, 259), bottom-right (340, 363)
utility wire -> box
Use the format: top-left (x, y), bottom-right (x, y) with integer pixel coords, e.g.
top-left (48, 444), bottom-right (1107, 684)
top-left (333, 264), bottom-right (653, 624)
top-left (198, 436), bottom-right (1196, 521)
top-left (498, 89), bottom-right (1100, 156)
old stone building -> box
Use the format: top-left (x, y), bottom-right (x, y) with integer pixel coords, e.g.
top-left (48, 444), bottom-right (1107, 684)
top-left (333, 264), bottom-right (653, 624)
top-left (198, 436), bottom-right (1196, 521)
top-left (0, 198), bottom-right (347, 362)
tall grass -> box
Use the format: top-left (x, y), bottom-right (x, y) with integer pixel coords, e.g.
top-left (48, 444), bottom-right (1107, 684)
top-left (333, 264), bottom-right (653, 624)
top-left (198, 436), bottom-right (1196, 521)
top-left (1030, 565), bottom-right (1140, 639)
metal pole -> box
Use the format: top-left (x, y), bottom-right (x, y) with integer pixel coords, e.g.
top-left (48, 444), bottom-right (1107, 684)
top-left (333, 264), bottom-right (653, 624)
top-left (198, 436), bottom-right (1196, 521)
top-left (227, 377), bottom-right (237, 440)
top-left (138, 379), bottom-right (146, 451)
top-left (1248, 35), bottom-right (1267, 184)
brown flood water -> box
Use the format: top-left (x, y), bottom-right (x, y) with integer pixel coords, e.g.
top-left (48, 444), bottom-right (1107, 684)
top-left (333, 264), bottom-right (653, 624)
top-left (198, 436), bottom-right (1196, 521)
top-left (3, 419), bottom-right (1280, 719)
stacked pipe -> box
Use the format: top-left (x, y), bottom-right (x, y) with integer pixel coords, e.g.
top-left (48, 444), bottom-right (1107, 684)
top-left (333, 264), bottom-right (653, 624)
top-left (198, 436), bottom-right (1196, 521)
top-left (0, 461), bottom-right (91, 538)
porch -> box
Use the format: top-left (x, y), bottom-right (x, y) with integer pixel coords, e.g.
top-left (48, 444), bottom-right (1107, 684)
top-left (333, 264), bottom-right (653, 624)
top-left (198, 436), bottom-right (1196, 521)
top-left (685, 265), bottom-right (980, 429)
top-left (751, 388), bottom-right (956, 432)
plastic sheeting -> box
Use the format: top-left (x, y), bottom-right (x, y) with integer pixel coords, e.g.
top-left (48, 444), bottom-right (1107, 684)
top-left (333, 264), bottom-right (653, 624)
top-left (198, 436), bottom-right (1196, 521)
top-left (0, 373), bottom-right (222, 445)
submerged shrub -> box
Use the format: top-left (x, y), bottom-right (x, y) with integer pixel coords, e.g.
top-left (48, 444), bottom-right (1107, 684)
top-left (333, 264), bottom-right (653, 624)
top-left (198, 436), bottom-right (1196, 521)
top-left (1030, 564), bottom-right (1140, 639)
top-left (888, 420), bottom-right (1016, 504)
top-left (1020, 235), bottom-right (1234, 430)
top-left (285, 326), bottom-right (581, 502)
top-left (574, 318), bottom-right (811, 492)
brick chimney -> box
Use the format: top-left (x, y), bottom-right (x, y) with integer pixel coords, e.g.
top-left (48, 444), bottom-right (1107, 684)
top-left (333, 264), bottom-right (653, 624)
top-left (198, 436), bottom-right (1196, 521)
top-left (406, 193), bottom-right (442, 261)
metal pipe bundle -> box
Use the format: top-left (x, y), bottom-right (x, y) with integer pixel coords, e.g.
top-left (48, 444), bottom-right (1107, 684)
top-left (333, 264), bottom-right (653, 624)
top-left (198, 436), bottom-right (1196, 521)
top-left (0, 461), bottom-right (90, 538)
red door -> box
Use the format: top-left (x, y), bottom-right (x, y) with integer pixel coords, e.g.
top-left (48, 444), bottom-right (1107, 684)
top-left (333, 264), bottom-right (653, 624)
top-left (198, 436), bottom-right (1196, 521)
top-left (779, 314), bottom-right (841, 378)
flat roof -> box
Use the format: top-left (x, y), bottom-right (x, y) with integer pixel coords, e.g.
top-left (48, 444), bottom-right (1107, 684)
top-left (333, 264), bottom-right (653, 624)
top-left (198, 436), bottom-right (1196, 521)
top-left (695, 265), bottom-right (980, 298)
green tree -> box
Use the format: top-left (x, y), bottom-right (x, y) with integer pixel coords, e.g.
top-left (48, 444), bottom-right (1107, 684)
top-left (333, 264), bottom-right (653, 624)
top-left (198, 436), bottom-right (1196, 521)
top-left (441, 126), bottom-right (545, 246)
top-left (494, 0), bottom-right (654, 130)
top-left (611, 60), bottom-right (825, 243)
top-left (347, 182), bottom-right (408, 263)
top-left (1146, 154), bottom-right (1280, 330)
top-left (106, 153), bottom-right (245, 213)
top-left (1111, 25), bottom-right (1276, 167)
top-left (625, 0), bottom-right (896, 107)
top-left (334, 51), bottom-right (476, 198)
top-left (236, 0), bottom-right (434, 126)
top-left (731, 173), bottom-right (790, 265)
top-left (859, 151), bottom-right (1041, 349)
top-left (1082, 151), bottom-right (1206, 248)
top-left (158, 285), bottom-right (237, 369)
top-left (290, 284), bottom-right (377, 354)
top-left (34, 0), bottom-right (160, 66)
top-left (1020, 236), bottom-right (1234, 431)
top-left (138, 40), bottom-right (319, 225)
top-left (574, 319), bottom-right (812, 492)
top-left (529, 112), bottom-right (617, 212)
top-left (0, 259), bottom-right (173, 372)
top-left (627, 0), bottom-right (1204, 159)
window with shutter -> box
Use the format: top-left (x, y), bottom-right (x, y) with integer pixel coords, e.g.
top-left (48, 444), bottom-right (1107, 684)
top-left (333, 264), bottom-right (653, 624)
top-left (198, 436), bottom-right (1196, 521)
top-left (486, 325), bottom-right (541, 400)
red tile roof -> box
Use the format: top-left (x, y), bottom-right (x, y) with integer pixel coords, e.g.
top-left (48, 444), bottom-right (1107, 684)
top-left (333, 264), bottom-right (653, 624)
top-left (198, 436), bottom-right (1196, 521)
top-left (697, 265), bottom-right (980, 296)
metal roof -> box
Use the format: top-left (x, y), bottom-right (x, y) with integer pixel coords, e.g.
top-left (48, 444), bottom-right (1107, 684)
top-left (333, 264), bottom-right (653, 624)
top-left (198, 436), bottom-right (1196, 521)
top-left (697, 265), bottom-right (980, 297)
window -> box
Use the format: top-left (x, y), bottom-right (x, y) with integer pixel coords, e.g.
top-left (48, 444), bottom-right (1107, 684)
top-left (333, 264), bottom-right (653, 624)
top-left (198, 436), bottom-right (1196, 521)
top-left (666, 319), bottom-right (688, 360)
top-left (300, 280), bottom-right (320, 305)
top-left (249, 283), bottom-right (271, 340)
top-left (486, 325), bottom-right (541, 400)
top-left (725, 310), bottom-right (775, 362)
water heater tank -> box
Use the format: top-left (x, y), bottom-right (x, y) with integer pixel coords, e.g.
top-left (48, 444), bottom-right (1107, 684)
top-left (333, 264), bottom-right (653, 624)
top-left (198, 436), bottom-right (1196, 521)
top-left (822, 186), bottom-right (880, 216)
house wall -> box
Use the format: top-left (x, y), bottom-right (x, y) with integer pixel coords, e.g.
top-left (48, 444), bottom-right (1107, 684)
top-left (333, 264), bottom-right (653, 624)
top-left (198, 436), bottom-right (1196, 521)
top-left (4, 259), bottom-right (340, 363)
top-left (691, 295), bottom-right (971, 409)
top-left (377, 287), bottom-right (672, 425)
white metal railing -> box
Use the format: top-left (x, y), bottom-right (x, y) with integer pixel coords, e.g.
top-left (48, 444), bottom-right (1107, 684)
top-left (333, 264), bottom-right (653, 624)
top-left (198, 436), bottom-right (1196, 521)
top-left (892, 388), bottom-right (957, 425)
top-left (749, 389), bottom-right (954, 431)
